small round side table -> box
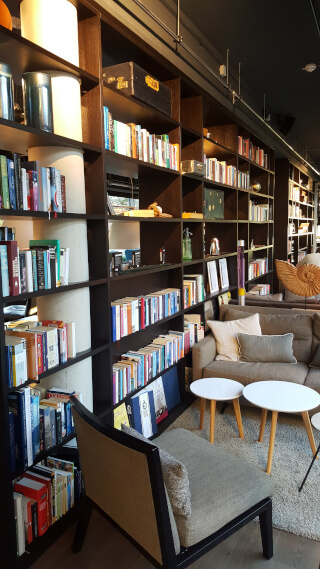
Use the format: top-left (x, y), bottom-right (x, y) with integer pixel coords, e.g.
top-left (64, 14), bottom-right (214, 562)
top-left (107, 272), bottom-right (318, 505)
top-left (299, 412), bottom-right (320, 491)
top-left (190, 377), bottom-right (244, 444)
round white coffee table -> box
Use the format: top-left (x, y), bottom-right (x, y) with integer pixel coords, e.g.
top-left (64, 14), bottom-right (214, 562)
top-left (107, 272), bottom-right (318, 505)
top-left (190, 377), bottom-right (244, 444)
top-left (243, 381), bottom-right (320, 474)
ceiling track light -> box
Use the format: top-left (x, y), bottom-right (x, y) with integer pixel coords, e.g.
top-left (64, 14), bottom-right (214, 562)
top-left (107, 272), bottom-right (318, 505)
top-left (302, 63), bottom-right (319, 72)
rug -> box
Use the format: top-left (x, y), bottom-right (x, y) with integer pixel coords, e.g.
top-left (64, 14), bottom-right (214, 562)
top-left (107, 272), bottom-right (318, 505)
top-left (166, 399), bottom-right (320, 540)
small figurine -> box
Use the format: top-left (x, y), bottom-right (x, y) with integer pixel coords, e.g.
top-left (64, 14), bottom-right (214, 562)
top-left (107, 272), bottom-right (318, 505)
top-left (210, 237), bottom-right (220, 256)
top-left (148, 202), bottom-right (172, 217)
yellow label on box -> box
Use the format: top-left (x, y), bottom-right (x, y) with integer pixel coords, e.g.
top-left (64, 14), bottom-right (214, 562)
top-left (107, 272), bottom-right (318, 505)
top-left (145, 75), bottom-right (159, 91)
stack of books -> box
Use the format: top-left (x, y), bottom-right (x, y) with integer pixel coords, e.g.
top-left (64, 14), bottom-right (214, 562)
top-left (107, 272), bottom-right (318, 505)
top-left (0, 235), bottom-right (70, 297)
top-left (0, 153), bottom-right (66, 213)
top-left (248, 257), bottom-right (268, 280)
top-left (13, 448), bottom-right (82, 556)
top-left (5, 319), bottom-right (76, 387)
top-left (112, 329), bottom-right (188, 405)
top-left (238, 137), bottom-right (268, 168)
top-left (183, 274), bottom-right (205, 308)
top-left (249, 200), bottom-right (269, 221)
top-left (111, 288), bottom-right (181, 341)
top-left (8, 386), bottom-right (81, 474)
top-left (104, 107), bottom-right (179, 170)
top-left (184, 313), bottom-right (204, 345)
top-left (204, 155), bottom-right (237, 186)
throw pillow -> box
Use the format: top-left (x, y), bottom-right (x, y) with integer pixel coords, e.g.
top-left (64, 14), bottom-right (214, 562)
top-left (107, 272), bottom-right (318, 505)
top-left (310, 344), bottom-right (320, 368)
top-left (237, 332), bottom-right (297, 363)
top-left (121, 424), bottom-right (192, 518)
top-left (207, 312), bottom-right (261, 361)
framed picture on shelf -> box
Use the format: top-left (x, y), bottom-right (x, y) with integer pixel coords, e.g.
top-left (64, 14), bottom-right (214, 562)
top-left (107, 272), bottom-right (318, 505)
top-left (207, 260), bottom-right (219, 294)
top-left (219, 258), bottom-right (229, 289)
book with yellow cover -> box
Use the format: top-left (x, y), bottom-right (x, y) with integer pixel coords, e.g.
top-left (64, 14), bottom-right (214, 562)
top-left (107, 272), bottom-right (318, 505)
top-left (113, 402), bottom-right (130, 430)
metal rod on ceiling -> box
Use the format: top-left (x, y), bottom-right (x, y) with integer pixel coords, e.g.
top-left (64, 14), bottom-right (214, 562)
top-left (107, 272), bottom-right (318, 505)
top-left (227, 48), bottom-right (229, 86)
top-left (127, 0), bottom-right (320, 176)
top-left (238, 62), bottom-right (241, 97)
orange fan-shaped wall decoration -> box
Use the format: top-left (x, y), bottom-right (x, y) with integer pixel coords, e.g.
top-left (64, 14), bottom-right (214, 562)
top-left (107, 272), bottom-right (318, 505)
top-left (275, 259), bottom-right (320, 298)
top-left (0, 1), bottom-right (12, 30)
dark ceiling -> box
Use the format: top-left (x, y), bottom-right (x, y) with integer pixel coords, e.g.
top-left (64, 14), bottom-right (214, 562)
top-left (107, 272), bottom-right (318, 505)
top-left (179, 0), bottom-right (320, 170)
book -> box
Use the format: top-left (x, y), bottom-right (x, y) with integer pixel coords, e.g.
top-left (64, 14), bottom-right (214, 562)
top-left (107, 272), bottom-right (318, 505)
top-left (127, 390), bottom-right (157, 437)
top-left (113, 402), bottom-right (130, 430)
top-left (21, 495), bottom-right (33, 545)
top-left (30, 239), bottom-right (60, 286)
top-left (5, 336), bottom-right (27, 387)
top-left (1, 240), bottom-right (19, 295)
top-left (0, 244), bottom-right (9, 296)
top-left (14, 477), bottom-right (48, 537)
top-left (13, 493), bottom-right (26, 556)
top-left (219, 258), bottom-right (229, 289)
top-left (144, 376), bottom-right (168, 423)
top-left (0, 154), bottom-right (10, 208)
top-left (7, 158), bottom-right (17, 209)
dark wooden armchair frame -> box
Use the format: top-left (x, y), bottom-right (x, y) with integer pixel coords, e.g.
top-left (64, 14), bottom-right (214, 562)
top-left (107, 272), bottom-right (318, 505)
top-left (71, 397), bottom-right (273, 569)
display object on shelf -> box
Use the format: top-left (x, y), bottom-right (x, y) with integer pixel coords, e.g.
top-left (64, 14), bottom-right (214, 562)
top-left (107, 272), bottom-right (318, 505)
top-left (219, 258), bottom-right (229, 289)
top-left (204, 188), bottom-right (224, 219)
top-left (182, 227), bottom-right (193, 261)
top-left (181, 160), bottom-right (206, 176)
top-left (22, 72), bottom-right (53, 133)
top-left (103, 61), bottom-right (172, 116)
top-left (0, 62), bottom-right (14, 120)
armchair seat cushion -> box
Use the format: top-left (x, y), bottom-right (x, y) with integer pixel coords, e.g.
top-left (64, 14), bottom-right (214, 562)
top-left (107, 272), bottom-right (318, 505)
top-left (155, 428), bottom-right (274, 548)
top-left (202, 360), bottom-right (309, 386)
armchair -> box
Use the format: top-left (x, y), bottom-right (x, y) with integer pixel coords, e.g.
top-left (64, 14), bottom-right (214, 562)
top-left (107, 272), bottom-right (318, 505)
top-left (71, 397), bottom-right (274, 569)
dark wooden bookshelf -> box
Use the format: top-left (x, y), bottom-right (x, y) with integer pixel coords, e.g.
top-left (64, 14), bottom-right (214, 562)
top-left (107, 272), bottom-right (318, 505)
top-left (1, 0), bottom-right (315, 565)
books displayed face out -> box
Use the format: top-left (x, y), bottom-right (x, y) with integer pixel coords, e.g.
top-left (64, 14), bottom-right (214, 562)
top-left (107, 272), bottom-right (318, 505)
top-left (0, 154), bottom-right (66, 213)
top-left (104, 107), bottom-right (179, 171)
top-left (218, 258), bottom-right (229, 289)
top-left (207, 260), bottom-right (219, 294)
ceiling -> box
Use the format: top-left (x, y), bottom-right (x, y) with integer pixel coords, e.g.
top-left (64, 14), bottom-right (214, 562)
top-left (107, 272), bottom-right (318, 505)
top-left (177, 0), bottom-right (320, 171)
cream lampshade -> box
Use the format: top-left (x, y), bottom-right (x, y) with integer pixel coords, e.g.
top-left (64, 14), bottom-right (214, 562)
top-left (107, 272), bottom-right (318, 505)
top-left (42, 71), bottom-right (83, 141)
top-left (20, 0), bottom-right (79, 66)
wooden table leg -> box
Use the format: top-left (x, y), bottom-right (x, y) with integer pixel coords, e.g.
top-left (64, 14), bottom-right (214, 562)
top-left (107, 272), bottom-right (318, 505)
top-left (210, 400), bottom-right (216, 444)
top-left (302, 411), bottom-right (318, 458)
top-left (259, 408), bottom-right (268, 443)
top-left (266, 411), bottom-right (278, 474)
top-left (232, 398), bottom-right (244, 438)
top-left (199, 398), bottom-right (206, 430)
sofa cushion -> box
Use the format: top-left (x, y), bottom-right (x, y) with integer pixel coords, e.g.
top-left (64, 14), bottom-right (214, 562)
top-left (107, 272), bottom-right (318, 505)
top-left (121, 424), bottom-right (191, 519)
top-left (225, 308), bottom-right (313, 364)
top-left (304, 368), bottom-right (320, 397)
top-left (310, 344), bottom-right (320, 368)
top-left (237, 332), bottom-right (297, 364)
top-left (207, 313), bottom-right (261, 361)
top-left (154, 428), bottom-right (274, 548)
top-left (203, 360), bottom-right (309, 386)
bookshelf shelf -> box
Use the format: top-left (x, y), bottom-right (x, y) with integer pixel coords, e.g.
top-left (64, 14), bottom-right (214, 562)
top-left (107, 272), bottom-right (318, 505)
top-left (109, 263), bottom-right (181, 280)
top-left (3, 278), bottom-right (108, 301)
top-left (0, 210), bottom-right (105, 220)
top-left (111, 310), bottom-right (183, 344)
top-left (105, 149), bottom-right (179, 176)
top-left (0, 26), bottom-right (99, 93)
top-left (0, 118), bottom-right (102, 160)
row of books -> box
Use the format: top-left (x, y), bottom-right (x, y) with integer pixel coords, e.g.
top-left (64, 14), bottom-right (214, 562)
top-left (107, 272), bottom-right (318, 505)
top-left (204, 156), bottom-right (238, 187)
top-left (13, 452), bottom-right (82, 555)
top-left (289, 182), bottom-right (301, 201)
top-left (5, 319), bottom-right (76, 386)
top-left (113, 366), bottom-right (181, 436)
top-left (183, 274), bottom-right (205, 308)
top-left (238, 137), bottom-right (269, 169)
top-left (104, 107), bottom-right (179, 170)
top-left (113, 330), bottom-right (185, 404)
top-left (8, 386), bottom-right (80, 473)
top-left (238, 170), bottom-right (250, 190)
top-left (247, 283), bottom-right (271, 295)
top-left (288, 204), bottom-right (304, 218)
top-left (0, 153), bottom-right (66, 212)
top-left (0, 237), bottom-right (70, 297)
top-left (111, 288), bottom-right (181, 341)
top-left (248, 257), bottom-right (268, 280)
top-left (249, 201), bottom-right (269, 221)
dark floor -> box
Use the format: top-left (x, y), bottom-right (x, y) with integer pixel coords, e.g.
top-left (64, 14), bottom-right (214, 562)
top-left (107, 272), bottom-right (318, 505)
top-left (31, 508), bottom-right (320, 569)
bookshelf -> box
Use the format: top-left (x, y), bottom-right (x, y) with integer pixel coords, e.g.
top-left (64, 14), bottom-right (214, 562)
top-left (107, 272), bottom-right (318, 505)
top-left (274, 158), bottom-right (315, 288)
top-left (0, 0), bottom-right (277, 565)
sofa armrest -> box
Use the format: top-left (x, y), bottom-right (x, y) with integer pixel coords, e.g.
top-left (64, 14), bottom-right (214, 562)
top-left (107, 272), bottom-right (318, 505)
top-left (192, 334), bottom-right (216, 381)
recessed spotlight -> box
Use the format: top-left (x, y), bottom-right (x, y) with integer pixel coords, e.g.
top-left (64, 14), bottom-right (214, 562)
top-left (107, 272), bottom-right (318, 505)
top-left (302, 63), bottom-right (318, 72)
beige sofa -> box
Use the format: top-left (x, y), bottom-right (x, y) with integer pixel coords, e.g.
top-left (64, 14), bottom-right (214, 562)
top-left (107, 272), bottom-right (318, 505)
top-left (192, 304), bottom-right (320, 411)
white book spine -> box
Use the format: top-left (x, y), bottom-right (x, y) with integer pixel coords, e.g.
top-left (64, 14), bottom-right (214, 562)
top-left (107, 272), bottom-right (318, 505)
top-left (24, 250), bottom-right (33, 292)
top-left (55, 169), bottom-right (62, 213)
top-left (66, 322), bottom-right (76, 358)
top-left (21, 168), bottom-right (28, 210)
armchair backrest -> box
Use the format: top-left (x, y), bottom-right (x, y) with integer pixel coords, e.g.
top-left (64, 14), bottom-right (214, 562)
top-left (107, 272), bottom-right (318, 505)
top-left (71, 398), bottom-right (177, 567)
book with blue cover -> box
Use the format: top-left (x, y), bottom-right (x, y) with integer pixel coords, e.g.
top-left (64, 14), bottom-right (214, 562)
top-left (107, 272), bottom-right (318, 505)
top-left (127, 389), bottom-right (157, 437)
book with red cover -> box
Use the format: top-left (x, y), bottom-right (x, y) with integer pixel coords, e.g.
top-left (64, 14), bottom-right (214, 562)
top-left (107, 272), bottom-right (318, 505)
top-left (24, 469), bottom-right (53, 527)
top-left (14, 476), bottom-right (48, 536)
top-left (1, 240), bottom-right (19, 295)
top-left (21, 495), bottom-right (33, 544)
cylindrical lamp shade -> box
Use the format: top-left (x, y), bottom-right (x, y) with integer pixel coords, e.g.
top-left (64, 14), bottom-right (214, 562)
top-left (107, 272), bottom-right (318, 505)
top-left (33, 219), bottom-right (89, 282)
top-left (28, 147), bottom-right (86, 213)
top-left (20, 0), bottom-right (79, 66)
top-left (43, 71), bottom-right (82, 141)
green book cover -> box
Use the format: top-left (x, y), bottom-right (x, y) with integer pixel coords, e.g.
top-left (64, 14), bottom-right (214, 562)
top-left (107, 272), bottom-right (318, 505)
top-left (0, 154), bottom-right (10, 209)
top-left (29, 239), bottom-right (61, 286)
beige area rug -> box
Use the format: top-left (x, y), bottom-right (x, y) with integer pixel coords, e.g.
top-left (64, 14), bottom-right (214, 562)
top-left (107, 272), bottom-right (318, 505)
top-left (167, 399), bottom-right (320, 540)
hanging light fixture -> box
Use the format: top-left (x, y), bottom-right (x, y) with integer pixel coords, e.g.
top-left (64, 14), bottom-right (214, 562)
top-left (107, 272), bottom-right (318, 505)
top-left (302, 63), bottom-right (319, 72)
